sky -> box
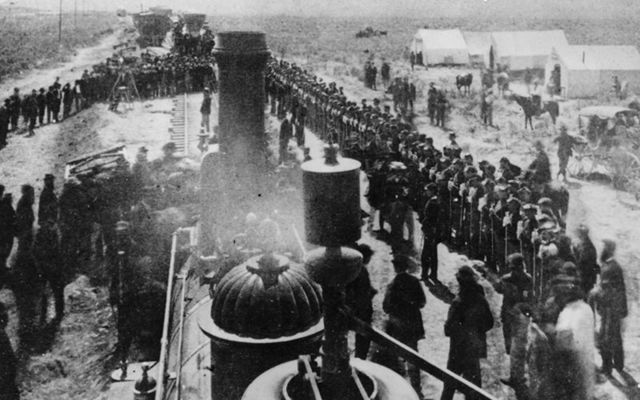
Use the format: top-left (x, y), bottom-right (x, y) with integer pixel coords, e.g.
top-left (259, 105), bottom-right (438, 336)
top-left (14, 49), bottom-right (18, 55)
top-left (2, 0), bottom-right (639, 18)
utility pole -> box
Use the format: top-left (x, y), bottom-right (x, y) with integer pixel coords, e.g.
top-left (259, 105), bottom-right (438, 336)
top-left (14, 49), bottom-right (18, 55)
top-left (58, 0), bottom-right (63, 43)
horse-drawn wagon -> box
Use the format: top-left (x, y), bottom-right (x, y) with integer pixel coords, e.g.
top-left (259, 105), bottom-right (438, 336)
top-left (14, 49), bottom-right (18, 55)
top-left (568, 106), bottom-right (640, 188)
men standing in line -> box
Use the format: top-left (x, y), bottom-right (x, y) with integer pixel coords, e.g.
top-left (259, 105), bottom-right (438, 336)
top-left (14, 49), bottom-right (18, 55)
top-left (200, 88), bottom-right (212, 133)
top-left (38, 174), bottom-right (58, 225)
top-left (441, 266), bottom-right (494, 400)
top-left (421, 183), bottom-right (440, 284)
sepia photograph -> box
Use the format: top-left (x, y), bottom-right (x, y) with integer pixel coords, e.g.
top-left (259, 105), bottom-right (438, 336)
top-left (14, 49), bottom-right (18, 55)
top-left (0, 0), bottom-right (639, 399)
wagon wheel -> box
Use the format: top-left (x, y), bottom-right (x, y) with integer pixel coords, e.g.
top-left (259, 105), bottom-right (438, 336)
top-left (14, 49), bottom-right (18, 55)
top-left (568, 138), bottom-right (602, 178)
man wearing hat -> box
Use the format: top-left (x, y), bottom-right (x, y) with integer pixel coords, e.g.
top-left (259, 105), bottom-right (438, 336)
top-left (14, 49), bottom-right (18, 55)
top-left (37, 88), bottom-right (47, 127)
top-left (38, 173), bottom-right (58, 225)
top-left (383, 254), bottom-right (426, 396)
top-left (442, 266), bottom-right (494, 400)
top-left (435, 90), bottom-right (449, 128)
top-left (421, 183), bottom-right (440, 283)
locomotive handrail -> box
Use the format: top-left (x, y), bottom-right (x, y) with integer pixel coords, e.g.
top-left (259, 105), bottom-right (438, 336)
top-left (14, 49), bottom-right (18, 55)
top-left (174, 267), bottom-right (188, 400)
top-left (155, 227), bottom-right (189, 400)
top-left (346, 310), bottom-right (498, 400)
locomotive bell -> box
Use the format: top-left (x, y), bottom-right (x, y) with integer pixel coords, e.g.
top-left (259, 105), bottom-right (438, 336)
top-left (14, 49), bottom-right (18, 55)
top-left (301, 144), bottom-right (361, 247)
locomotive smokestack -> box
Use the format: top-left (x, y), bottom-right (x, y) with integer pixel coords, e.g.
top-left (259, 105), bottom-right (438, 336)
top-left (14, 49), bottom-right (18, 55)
top-left (213, 31), bottom-right (270, 182)
top-left (199, 32), bottom-right (270, 256)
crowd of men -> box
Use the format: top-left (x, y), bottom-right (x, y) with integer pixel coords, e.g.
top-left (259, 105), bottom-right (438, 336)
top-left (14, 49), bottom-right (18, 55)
top-left (266, 57), bottom-right (627, 400)
top-left (0, 50), bottom-right (218, 149)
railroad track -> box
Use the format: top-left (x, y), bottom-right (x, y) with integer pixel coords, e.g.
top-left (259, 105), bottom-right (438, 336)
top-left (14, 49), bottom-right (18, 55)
top-left (169, 92), bottom-right (189, 156)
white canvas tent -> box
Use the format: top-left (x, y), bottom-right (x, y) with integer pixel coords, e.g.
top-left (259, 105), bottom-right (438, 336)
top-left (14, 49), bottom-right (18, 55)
top-left (545, 45), bottom-right (640, 98)
top-left (462, 31), bottom-right (492, 67)
top-left (490, 30), bottom-right (568, 70)
top-left (411, 29), bottom-right (469, 66)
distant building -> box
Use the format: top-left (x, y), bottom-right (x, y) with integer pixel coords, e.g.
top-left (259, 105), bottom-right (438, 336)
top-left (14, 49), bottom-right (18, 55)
top-left (545, 45), bottom-right (640, 98)
top-left (490, 30), bottom-right (568, 71)
top-left (410, 29), bottom-right (469, 66)
top-left (462, 31), bottom-right (492, 68)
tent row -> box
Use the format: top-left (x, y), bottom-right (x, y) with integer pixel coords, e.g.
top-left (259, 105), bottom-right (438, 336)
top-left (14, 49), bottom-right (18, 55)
top-left (410, 29), bottom-right (570, 69)
top-left (410, 28), bottom-right (640, 98)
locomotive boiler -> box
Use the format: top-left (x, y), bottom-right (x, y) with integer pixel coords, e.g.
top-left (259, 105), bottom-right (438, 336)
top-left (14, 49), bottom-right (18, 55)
top-left (105, 31), bottom-right (496, 400)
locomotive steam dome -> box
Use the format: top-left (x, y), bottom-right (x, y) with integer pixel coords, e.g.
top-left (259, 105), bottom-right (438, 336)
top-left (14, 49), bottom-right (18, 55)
top-left (199, 253), bottom-right (324, 400)
top-left (209, 254), bottom-right (323, 338)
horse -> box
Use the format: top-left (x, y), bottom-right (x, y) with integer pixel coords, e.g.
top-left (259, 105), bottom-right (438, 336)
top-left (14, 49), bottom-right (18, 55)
top-left (455, 73), bottom-right (473, 95)
top-left (510, 93), bottom-right (559, 130)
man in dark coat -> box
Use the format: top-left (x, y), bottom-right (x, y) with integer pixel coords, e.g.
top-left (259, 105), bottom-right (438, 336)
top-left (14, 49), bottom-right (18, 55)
top-left (554, 126), bottom-right (578, 181)
top-left (15, 185), bottom-right (34, 250)
top-left (0, 302), bottom-right (19, 400)
top-left (572, 224), bottom-right (599, 294)
top-left (279, 116), bottom-right (293, 164)
top-left (499, 157), bottom-right (522, 181)
top-left (38, 174), bottom-right (58, 225)
top-left (527, 141), bottom-right (552, 184)
top-left (36, 88), bottom-right (47, 127)
top-left (427, 83), bottom-right (437, 124)
top-left (383, 254), bottom-right (426, 396)
top-left (345, 243), bottom-right (376, 359)
top-left (33, 218), bottom-right (65, 321)
top-left (589, 239), bottom-right (627, 376)
top-left (441, 266), bottom-right (494, 400)
top-left (8, 88), bottom-right (21, 131)
top-left (0, 100), bottom-right (9, 148)
top-left (23, 90), bottom-right (38, 136)
top-left (421, 183), bottom-right (440, 283)
top-left (487, 253), bottom-right (532, 355)
top-left (62, 83), bottom-right (73, 119)
top-left (45, 87), bottom-right (57, 123)
top-left (0, 191), bottom-right (16, 281)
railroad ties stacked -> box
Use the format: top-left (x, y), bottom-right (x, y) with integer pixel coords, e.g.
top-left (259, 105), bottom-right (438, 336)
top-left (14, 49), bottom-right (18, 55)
top-left (169, 93), bottom-right (189, 156)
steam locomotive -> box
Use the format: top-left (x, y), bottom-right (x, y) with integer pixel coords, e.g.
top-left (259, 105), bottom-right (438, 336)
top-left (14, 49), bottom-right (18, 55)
top-left (104, 31), bottom-right (495, 400)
